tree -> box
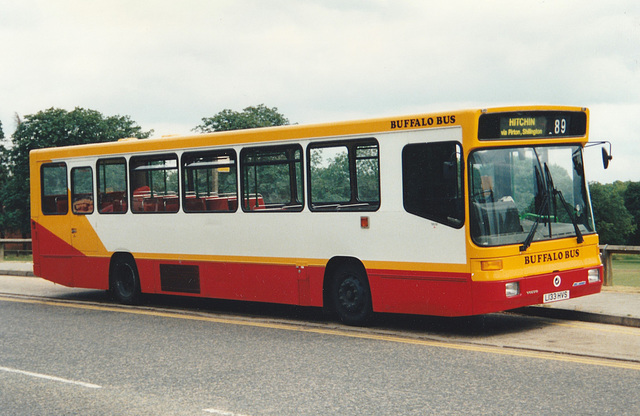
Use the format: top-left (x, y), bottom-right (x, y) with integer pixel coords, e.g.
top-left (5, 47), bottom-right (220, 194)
top-left (0, 122), bottom-right (9, 237)
top-left (0, 107), bottom-right (152, 236)
top-left (589, 182), bottom-right (636, 245)
top-left (193, 104), bottom-right (290, 133)
top-left (624, 182), bottom-right (640, 245)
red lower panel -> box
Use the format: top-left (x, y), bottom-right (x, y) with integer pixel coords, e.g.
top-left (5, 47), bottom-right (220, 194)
top-left (40, 255), bottom-right (74, 287)
top-left (72, 256), bottom-right (110, 290)
top-left (38, 254), bottom-right (109, 290)
top-left (135, 259), bottom-right (319, 306)
top-left (36, 252), bottom-right (603, 318)
top-left (369, 270), bottom-right (474, 316)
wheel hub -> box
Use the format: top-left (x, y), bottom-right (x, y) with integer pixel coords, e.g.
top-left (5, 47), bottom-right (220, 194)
top-left (339, 278), bottom-right (362, 311)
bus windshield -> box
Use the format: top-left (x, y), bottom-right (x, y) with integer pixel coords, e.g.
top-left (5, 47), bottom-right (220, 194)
top-left (469, 145), bottom-right (595, 248)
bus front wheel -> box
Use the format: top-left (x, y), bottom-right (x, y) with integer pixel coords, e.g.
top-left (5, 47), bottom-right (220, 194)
top-left (331, 264), bottom-right (372, 326)
top-left (110, 256), bottom-right (141, 305)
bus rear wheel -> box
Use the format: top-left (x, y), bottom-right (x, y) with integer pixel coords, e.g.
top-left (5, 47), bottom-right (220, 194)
top-left (110, 257), bottom-right (141, 305)
top-left (331, 264), bottom-right (372, 326)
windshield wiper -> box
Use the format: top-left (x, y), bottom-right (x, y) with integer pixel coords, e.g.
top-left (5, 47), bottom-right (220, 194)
top-left (520, 192), bottom-right (547, 252)
top-left (544, 163), bottom-right (584, 244)
top-left (520, 163), bottom-right (548, 252)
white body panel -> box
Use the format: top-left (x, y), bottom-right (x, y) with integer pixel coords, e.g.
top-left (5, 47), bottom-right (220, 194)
top-left (68, 126), bottom-right (466, 266)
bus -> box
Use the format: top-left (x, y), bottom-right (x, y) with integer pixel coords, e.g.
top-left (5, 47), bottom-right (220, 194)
top-left (30, 105), bottom-right (604, 325)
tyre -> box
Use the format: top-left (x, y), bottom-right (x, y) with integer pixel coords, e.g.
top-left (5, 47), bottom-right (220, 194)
top-left (331, 263), bottom-right (372, 326)
top-left (110, 256), bottom-right (141, 305)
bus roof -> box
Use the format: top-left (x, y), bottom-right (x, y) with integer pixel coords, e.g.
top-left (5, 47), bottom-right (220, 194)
top-left (29, 105), bottom-right (587, 161)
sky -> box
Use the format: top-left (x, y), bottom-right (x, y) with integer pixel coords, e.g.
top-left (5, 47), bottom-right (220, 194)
top-left (1, 0), bottom-right (638, 183)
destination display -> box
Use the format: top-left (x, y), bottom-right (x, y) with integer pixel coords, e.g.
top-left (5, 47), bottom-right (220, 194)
top-left (478, 111), bottom-right (587, 140)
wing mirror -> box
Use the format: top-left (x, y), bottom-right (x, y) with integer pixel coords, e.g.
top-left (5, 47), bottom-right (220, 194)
top-left (601, 146), bottom-right (613, 169)
top-left (586, 141), bottom-right (613, 170)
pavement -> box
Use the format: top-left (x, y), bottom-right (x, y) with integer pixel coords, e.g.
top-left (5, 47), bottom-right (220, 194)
top-left (1, 262), bottom-right (639, 328)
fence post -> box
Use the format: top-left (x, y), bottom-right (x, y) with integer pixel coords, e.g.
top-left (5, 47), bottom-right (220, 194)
top-left (0, 242), bottom-right (4, 261)
top-left (602, 247), bottom-right (613, 286)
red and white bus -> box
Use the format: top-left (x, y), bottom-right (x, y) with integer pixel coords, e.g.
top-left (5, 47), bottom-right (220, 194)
top-left (30, 105), bottom-right (603, 324)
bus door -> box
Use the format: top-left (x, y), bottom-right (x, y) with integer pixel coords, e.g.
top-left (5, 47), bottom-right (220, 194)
top-left (68, 166), bottom-right (96, 251)
top-left (69, 165), bottom-right (103, 289)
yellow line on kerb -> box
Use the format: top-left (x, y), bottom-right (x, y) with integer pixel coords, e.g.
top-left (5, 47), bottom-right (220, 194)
top-left (2, 295), bottom-right (639, 371)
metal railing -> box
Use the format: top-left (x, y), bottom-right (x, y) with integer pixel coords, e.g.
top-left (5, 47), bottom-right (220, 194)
top-left (0, 239), bottom-right (32, 261)
top-left (600, 245), bottom-right (640, 286)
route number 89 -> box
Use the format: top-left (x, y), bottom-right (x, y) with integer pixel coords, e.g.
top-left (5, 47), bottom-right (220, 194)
top-left (554, 119), bottom-right (567, 134)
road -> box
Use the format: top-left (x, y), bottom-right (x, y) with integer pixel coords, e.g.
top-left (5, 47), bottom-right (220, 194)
top-left (1, 275), bottom-right (639, 415)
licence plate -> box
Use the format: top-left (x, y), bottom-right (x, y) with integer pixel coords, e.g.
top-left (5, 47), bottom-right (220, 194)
top-left (543, 290), bottom-right (570, 303)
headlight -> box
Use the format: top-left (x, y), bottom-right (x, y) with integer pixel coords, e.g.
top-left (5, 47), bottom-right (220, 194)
top-left (588, 268), bottom-right (601, 283)
top-left (505, 282), bottom-right (520, 297)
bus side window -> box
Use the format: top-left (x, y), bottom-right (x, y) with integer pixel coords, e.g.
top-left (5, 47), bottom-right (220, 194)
top-left (308, 139), bottom-right (380, 211)
top-left (41, 163), bottom-right (68, 215)
top-left (182, 149), bottom-right (238, 213)
top-left (240, 145), bottom-right (303, 212)
top-left (71, 167), bottom-right (94, 214)
top-left (402, 141), bottom-right (464, 228)
top-left (130, 154), bottom-right (179, 213)
top-left (97, 158), bottom-right (128, 214)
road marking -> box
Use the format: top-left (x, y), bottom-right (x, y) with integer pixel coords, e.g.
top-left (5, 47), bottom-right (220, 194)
top-left (2, 295), bottom-right (639, 372)
top-left (203, 408), bottom-right (251, 416)
top-left (0, 365), bottom-right (102, 389)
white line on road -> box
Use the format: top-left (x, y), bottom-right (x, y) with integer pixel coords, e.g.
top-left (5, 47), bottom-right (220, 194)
top-left (203, 409), bottom-right (251, 416)
top-left (0, 366), bottom-right (102, 389)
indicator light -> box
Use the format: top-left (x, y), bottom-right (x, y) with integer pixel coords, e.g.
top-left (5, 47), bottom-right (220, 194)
top-left (481, 260), bottom-right (503, 271)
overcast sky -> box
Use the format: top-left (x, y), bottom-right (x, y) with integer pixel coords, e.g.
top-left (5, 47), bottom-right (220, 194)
top-left (1, 0), bottom-right (638, 183)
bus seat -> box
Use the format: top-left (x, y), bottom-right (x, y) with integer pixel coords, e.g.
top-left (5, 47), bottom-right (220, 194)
top-left (144, 197), bottom-right (160, 212)
top-left (206, 197), bottom-right (229, 211)
top-left (185, 197), bottom-right (206, 212)
top-left (132, 186), bottom-right (150, 211)
top-left (164, 197), bottom-right (179, 212)
top-left (55, 196), bottom-right (68, 213)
